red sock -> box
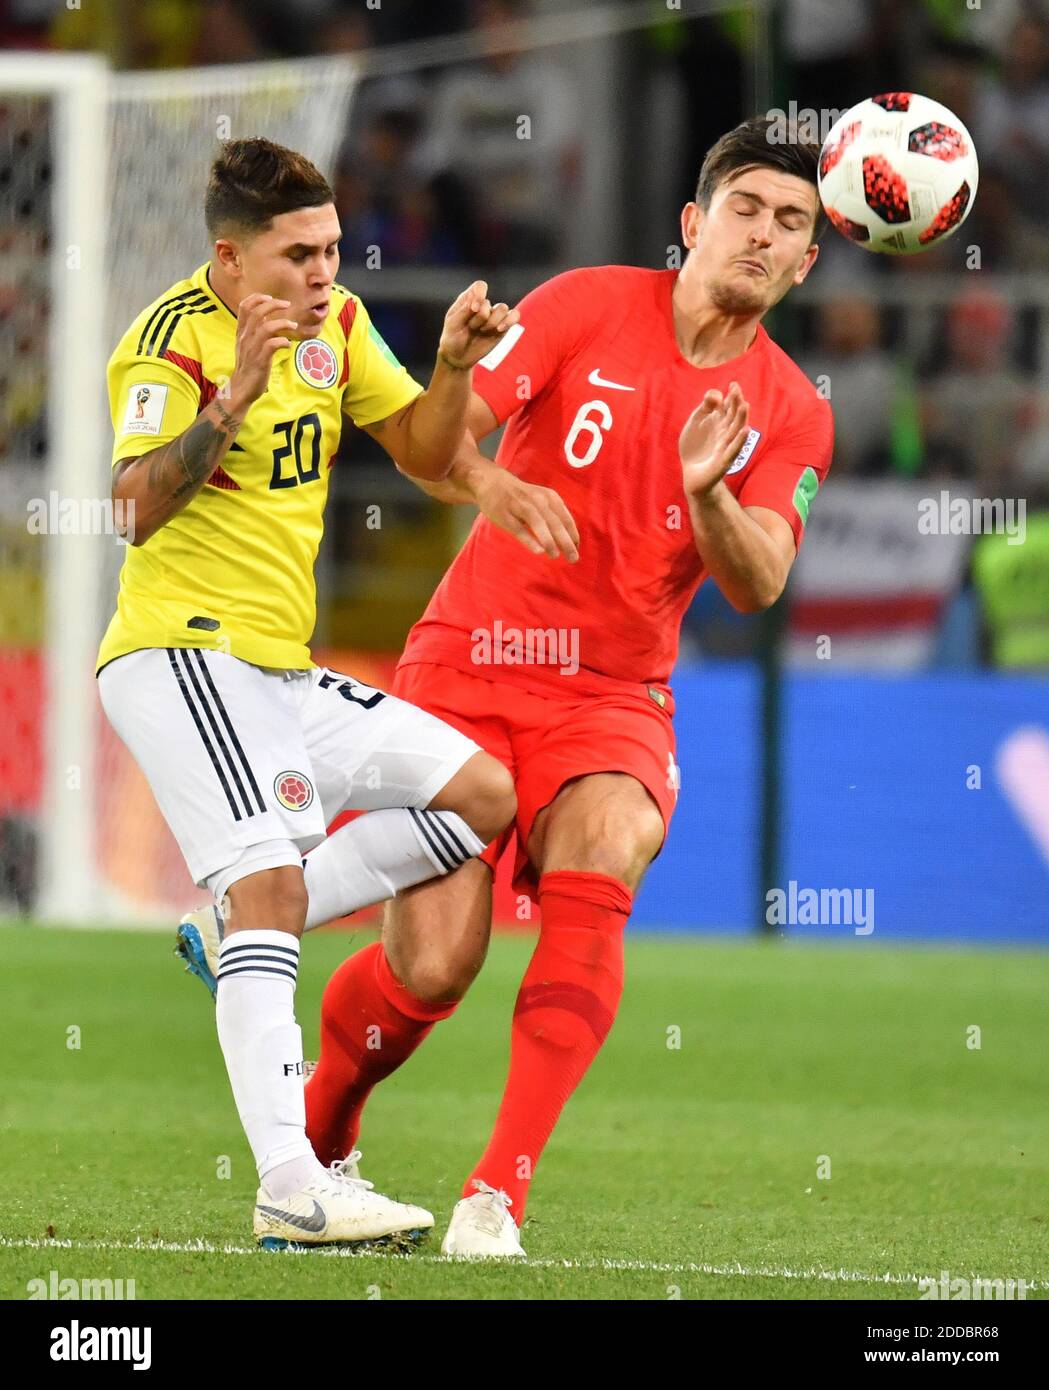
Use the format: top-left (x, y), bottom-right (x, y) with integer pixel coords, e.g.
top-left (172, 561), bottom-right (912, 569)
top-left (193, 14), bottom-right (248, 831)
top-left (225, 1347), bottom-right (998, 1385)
top-left (305, 940), bottom-right (458, 1165)
top-left (464, 870), bottom-right (630, 1222)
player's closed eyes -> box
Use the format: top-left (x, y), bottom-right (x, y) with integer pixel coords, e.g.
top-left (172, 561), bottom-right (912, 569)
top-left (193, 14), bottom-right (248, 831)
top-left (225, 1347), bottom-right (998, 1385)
top-left (732, 200), bottom-right (804, 232)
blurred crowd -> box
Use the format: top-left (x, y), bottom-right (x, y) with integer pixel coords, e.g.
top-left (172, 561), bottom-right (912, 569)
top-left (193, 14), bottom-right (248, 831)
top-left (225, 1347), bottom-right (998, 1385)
top-left (2, 0), bottom-right (1049, 488)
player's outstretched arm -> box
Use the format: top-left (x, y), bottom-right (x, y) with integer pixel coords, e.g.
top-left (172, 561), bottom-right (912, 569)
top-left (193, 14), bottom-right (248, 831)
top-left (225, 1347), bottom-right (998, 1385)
top-left (112, 293), bottom-right (296, 546)
top-left (395, 395), bottom-right (579, 562)
top-left (363, 281), bottom-right (518, 483)
top-left (680, 382), bottom-right (797, 612)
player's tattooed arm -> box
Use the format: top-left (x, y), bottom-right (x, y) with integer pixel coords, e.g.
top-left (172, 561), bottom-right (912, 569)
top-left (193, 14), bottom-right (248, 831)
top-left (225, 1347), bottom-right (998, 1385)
top-left (143, 401), bottom-right (242, 494)
top-left (112, 395), bottom-right (245, 545)
top-left (112, 293), bottom-right (296, 545)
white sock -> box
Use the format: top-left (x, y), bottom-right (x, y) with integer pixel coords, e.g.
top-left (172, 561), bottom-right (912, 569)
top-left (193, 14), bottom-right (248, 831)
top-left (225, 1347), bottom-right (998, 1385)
top-left (214, 929), bottom-right (326, 1200)
top-left (302, 808), bottom-right (485, 931)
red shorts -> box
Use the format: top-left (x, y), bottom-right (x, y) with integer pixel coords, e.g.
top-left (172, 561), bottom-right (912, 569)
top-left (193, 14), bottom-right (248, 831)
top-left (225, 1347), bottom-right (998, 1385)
top-left (392, 661), bottom-right (679, 897)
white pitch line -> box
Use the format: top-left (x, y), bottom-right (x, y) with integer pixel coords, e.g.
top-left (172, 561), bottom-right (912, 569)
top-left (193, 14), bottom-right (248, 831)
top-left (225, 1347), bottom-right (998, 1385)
top-left (1, 1237), bottom-right (1043, 1290)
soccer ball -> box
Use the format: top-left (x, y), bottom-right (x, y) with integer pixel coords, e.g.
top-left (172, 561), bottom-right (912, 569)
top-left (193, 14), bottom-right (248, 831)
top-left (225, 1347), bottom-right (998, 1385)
top-left (817, 92), bottom-right (979, 254)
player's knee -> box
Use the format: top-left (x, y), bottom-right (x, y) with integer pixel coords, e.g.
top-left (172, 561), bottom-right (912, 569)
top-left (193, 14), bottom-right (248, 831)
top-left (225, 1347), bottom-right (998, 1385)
top-left (444, 752), bottom-right (516, 845)
top-left (624, 804), bottom-right (665, 876)
top-left (400, 944), bottom-right (483, 1005)
top-left (226, 864), bottom-right (308, 935)
top-left (559, 805), bottom-right (663, 883)
top-left (475, 755), bottom-right (517, 841)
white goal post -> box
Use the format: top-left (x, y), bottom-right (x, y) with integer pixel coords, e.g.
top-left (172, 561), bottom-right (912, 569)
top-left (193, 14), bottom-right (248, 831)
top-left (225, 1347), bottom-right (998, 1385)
top-left (0, 54), bottom-right (109, 926)
top-left (0, 52), bottom-right (356, 925)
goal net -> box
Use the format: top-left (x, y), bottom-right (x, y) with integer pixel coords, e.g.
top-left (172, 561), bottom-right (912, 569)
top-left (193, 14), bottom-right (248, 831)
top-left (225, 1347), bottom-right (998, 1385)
top-left (0, 53), bottom-right (356, 924)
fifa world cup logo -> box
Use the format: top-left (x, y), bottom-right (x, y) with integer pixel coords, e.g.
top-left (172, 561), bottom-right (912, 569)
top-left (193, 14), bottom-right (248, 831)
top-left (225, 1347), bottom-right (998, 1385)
top-left (134, 387), bottom-right (151, 419)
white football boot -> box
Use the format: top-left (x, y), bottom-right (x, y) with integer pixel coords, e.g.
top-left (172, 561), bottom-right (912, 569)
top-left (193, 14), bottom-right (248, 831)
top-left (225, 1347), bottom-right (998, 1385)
top-left (254, 1151), bottom-right (434, 1250)
top-left (441, 1180), bottom-right (526, 1259)
top-left (175, 903), bottom-right (224, 999)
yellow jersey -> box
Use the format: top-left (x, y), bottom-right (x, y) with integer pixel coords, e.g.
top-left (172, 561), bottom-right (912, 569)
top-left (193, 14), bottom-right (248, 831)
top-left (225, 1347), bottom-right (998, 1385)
top-left (97, 263), bottom-right (424, 673)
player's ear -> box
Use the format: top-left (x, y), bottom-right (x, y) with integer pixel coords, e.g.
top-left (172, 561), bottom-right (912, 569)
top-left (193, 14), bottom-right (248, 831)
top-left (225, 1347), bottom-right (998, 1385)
top-left (681, 201), bottom-right (703, 250)
top-left (213, 237), bottom-right (242, 278)
top-left (792, 242), bottom-right (819, 286)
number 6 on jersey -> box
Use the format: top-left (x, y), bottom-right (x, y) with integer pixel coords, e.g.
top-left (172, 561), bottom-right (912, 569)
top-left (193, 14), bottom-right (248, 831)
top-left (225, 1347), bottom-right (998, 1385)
top-left (564, 400), bottom-right (613, 469)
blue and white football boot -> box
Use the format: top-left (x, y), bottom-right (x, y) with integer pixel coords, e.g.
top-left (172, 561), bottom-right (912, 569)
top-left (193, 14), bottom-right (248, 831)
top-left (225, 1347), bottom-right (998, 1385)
top-left (174, 903), bottom-right (224, 1000)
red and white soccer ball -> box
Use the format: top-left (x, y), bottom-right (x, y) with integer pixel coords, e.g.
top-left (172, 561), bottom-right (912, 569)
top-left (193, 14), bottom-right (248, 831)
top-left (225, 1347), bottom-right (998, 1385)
top-left (817, 92), bottom-right (979, 255)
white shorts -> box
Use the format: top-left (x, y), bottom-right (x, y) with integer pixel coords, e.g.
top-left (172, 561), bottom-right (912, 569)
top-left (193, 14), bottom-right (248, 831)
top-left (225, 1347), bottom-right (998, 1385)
top-left (97, 648), bottom-right (483, 889)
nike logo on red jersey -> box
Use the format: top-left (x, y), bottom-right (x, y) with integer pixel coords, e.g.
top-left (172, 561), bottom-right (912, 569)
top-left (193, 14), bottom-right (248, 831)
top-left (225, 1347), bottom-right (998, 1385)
top-left (587, 369), bottom-right (635, 391)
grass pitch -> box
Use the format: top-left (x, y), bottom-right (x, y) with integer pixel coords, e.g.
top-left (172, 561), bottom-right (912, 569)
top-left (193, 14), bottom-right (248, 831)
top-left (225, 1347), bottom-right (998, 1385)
top-left (1, 923), bottom-right (1046, 1301)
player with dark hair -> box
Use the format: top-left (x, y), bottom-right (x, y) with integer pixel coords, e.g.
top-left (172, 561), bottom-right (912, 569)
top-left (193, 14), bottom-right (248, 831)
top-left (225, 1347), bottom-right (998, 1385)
top-left (98, 137), bottom-right (520, 1247)
top-left (299, 115), bottom-right (836, 1256)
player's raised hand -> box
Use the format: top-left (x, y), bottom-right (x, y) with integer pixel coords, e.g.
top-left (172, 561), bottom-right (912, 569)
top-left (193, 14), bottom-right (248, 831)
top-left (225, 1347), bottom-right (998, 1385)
top-left (473, 469), bottom-right (580, 562)
top-left (230, 293), bottom-right (298, 406)
top-left (678, 381), bottom-right (751, 498)
top-left (438, 280), bottom-right (520, 371)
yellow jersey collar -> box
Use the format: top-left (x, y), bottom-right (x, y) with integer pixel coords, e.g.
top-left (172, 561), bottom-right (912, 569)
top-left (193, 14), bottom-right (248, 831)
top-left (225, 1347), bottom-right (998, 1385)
top-left (197, 263), bottom-right (238, 324)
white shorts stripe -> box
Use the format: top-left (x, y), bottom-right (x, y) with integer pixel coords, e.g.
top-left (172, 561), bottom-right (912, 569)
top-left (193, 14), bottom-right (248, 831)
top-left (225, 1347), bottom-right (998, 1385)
top-left (186, 650), bottom-right (267, 814)
top-left (166, 648), bottom-right (250, 821)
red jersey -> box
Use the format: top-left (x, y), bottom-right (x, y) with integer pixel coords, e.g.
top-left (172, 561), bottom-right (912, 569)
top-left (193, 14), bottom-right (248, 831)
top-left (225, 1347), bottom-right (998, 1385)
top-left (400, 265), bottom-right (833, 701)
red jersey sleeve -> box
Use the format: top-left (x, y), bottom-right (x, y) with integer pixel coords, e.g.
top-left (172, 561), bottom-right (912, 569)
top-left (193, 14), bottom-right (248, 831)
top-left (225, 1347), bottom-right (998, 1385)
top-left (472, 267), bottom-right (607, 425)
top-left (738, 396), bottom-right (834, 547)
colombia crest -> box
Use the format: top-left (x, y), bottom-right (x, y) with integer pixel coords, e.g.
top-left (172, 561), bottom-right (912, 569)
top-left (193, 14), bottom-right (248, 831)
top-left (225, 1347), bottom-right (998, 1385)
top-left (295, 338), bottom-right (339, 388)
top-left (274, 771), bottom-right (314, 811)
